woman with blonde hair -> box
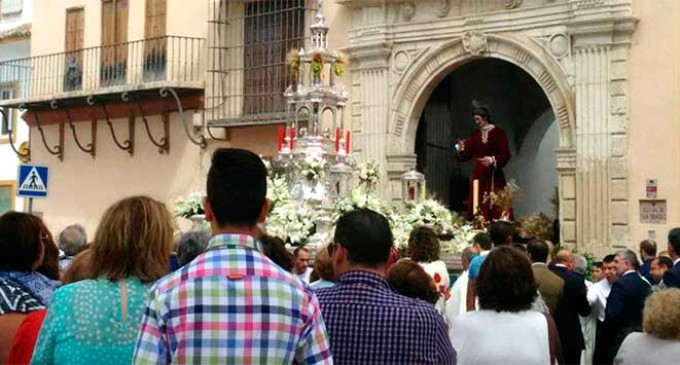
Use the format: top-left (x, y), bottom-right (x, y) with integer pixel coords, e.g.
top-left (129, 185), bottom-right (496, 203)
top-left (31, 196), bottom-right (173, 365)
top-left (614, 289), bottom-right (680, 364)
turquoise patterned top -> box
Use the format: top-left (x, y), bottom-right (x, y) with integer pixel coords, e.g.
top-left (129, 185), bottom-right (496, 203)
top-left (31, 277), bottom-right (151, 365)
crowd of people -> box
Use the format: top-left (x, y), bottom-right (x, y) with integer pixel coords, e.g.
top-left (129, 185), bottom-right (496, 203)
top-left (1, 147), bottom-right (679, 364)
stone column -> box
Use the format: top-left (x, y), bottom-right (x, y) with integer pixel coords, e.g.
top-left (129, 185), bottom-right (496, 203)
top-left (569, 8), bottom-right (637, 253)
top-left (345, 3), bottom-right (394, 196)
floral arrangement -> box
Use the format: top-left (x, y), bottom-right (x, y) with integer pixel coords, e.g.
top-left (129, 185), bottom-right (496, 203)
top-left (483, 179), bottom-right (520, 213)
top-left (267, 175), bottom-right (290, 212)
top-left (266, 200), bottom-right (316, 246)
top-left (333, 51), bottom-right (347, 78)
top-left (173, 192), bottom-right (205, 218)
top-left (334, 186), bottom-right (389, 220)
top-left (288, 49), bottom-right (300, 80)
top-left (445, 223), bottom-right (484, 254)
top-left (389, 198), bottom-right (455, 249)
top-left (296, 156), bottom-right (327, 182)
top-left (311, 52), bottom-right (324, 80)
top-left (357, 160), bottom-right (380, 191)
top-left (518, 212), bottom-right (554, 240)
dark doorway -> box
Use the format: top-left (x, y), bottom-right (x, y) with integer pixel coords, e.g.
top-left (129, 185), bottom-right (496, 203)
top-left (415, 58), bottom-right (556, 218)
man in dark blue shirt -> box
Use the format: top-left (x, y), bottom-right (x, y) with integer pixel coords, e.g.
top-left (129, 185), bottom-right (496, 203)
top-left (316, 209), bottom-right (456, 365)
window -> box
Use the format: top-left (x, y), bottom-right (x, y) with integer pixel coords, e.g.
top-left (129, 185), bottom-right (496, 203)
top-left (243, 0), bottom-right (306, 115)
top-left (2, 0), bottom-right (23, 16)
top-left (0, 180), bottom-right (16, 215)
top-left (101, 0), bottom-right (129, 86)
top-left (143, 0), bottom-right (167, 80)
top-left (64, 8), bottom-right (85, 91)
top-left (0, 83), bottom-right (16, 142)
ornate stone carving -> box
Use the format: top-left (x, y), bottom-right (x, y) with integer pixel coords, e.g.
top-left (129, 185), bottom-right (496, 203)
top-left (438, 0), bottom-right (450, 18)
top-left (504, 0), bottom-right (522, 9)
top-left (401, 2), bottom-right (415, 22)
top-left (548, 33), bottom-right (570, 59)
top-left (462, 32), bottom-right (487, 56)
top-left (393, 50), bottom-right (411, 73)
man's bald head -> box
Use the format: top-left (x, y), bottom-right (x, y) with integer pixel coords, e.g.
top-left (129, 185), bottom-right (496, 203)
top-left (555, 249), bottom-right (575, 270)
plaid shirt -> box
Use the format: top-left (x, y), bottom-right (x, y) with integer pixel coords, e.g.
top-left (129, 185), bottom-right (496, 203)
top-left (133, 234), bottom-right (333, 365)
top-left (316, 271), bottom-right (456, 365)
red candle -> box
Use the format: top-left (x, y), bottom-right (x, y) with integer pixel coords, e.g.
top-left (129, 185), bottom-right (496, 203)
top-left (290, 126), bottom-right (295, 150)
top-left (345, 130), bottom-right (351, 154)
top-left (334, 128), bottom-right (340, 152)
top-left (409, 185), bottom-right (415, 201)
top-left (277, 126), bottom-right (284, 151)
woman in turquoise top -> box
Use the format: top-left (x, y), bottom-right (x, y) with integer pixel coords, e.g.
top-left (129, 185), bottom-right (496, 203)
top-left (31, 196), bottom-right (174, 365)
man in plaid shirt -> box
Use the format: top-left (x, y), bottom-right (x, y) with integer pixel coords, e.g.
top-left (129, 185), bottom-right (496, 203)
top-left (133, 148), bottom-right (332, 364)
top-left (316, 209), bottom-right (456, 364)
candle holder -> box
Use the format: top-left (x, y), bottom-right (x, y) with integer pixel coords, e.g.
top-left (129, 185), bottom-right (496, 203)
top-left (401, 169), bottom-right (426, 205)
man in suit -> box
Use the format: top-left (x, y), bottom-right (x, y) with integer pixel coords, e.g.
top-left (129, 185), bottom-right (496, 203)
top-left (662, 227), bottom-right (680, 288)
top-left (551, 250), bottom-right (591, 365)
top-left (527, 239), bottom-right (564, 315)
top-left (602, 249), bottom-right (652, 364)
top-left (638, 239), bottom-right (656, 284)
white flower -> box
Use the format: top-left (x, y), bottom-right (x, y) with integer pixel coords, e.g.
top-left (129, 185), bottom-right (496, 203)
top-left (357, 160), bottom-right (380, 191)
top-left (266, 200), bottom-right (315, 245)
top-left (173, 192), bottom-right (205, 218)
top-left (295, 156), bottom-right (328, 182)
top-left (267, 175), bottom-right (290, 211)
top-left (333, 186), bottom-right (388, 220)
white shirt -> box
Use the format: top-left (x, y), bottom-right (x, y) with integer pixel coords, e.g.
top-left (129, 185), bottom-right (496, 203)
top-left (447, 270), bottom-right (468, 321)
top-left (587, 279), bottom-right (612, 322)
top-left (674, 257), bottom-right (680, 266)
top-left (296, 267), bottom-right (313, 284)
top-left (450, 310), bottom-right (551, 365)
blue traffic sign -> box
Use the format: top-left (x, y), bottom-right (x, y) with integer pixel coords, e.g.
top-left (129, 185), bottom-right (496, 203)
top-left (17, 164), bottom-right (49, 198)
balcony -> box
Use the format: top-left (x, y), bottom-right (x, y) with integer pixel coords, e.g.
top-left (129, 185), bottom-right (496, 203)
top-left (0, 35), bottom-right (205, 111)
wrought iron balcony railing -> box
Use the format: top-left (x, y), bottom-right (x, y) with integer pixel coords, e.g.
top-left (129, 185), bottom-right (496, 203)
top-left (0, 35), bottom-right (205, 106)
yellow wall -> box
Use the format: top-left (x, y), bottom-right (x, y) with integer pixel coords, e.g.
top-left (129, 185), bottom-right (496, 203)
top-left (628, 0), bottom-right (680, 249)
top-left (31, 0), bottom-right (207, 57)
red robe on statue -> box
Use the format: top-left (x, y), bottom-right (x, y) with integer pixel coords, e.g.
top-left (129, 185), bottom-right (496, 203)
top-left (456, 125), bottom-right (511, 221)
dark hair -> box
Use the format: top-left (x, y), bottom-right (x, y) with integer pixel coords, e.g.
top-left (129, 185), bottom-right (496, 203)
top-left (668, 228), bottom-right (680, 256)
top-left (207, 148), bottom-right (267, 227)
top-left (36, 221), bottom-right (61, 281)
top-left (603, 254), bottom-right (616, 263)
top-left (527, 239), bottom-right (549, 263)
top-left (593, 262), bottom-right (603, 269)
top-left (640, 239), bottom-right (657, 257)
top-left (476, 246), bottom-right (537, 312)
top-left (334, 209), bottom-right (393, 268)
top-left (473, 232), bottom-right (492, 250)
top-left (654, 256), bottom-right (674, 270)
top-left (261, 235), bottom-right (294, 272)
top-left (293, 246), bottom-right (309, 258)
top-left (407, 226), bottom-right (440, 263)
top-left (387, 259), bottom-right (440, 305)
top-left (472, 106), bottom-right (492, 122)
top-left (177, 230), bottom-right (211, 266)
top-left (488, 221), bottom-right (513, 246)
top-left (0, 212), bottom-right (46, 272)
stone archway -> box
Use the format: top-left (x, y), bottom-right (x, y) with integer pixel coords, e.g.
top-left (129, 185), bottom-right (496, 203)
top-left (385, 32), bottom-right (578, 246)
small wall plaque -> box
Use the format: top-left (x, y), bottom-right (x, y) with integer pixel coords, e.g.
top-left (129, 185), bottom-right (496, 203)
top-left (640, 200), bottom-right (666, 224)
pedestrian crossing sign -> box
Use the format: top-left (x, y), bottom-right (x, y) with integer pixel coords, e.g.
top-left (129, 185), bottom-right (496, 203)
top-left (17, 164), bottom-right (49, 198)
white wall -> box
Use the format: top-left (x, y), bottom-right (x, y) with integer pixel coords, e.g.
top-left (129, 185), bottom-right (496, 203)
top-left (0, 0), bottom-right (32, 31)
top-left (0, 38), bottom-right (30, 213)
top-left (505, 109), bottom-right (559, 218)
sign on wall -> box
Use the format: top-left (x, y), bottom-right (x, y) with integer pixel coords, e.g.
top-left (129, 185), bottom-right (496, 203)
top-left (640, 200), bottom-right (666, 224)
top-left (17, 164), bottom-right (49, 198)
top-left (645, 179), bottom-right (658, 199)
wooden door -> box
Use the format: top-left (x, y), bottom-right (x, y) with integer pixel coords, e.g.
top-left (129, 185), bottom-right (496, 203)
top-left (143, 0), bottom-right (167, 79)
top-left (64, 8), bottom-right (84, 91)
top-left (101, 0), bottom-right (129, 85)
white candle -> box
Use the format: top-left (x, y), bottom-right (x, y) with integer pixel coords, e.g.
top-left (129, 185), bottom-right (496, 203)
top-left (473, 179), bottom-right (479, 214)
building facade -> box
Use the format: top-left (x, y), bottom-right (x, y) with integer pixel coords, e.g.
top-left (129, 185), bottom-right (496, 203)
top-left (0, 0), bottom-right (32, 215)
top-left (1, 0), bottom-right (678, 256)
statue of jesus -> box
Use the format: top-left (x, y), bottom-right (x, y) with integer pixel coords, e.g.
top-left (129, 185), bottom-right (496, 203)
top-left (455, 102), bottom-right (511, 221)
